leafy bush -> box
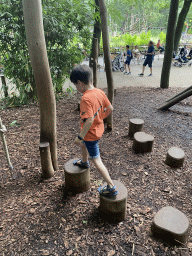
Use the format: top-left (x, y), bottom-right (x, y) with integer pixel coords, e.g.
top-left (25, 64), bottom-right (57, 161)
top-left (158, 31), bottom-right (166, 44)
top-left (0, 0), bottom-right (92, 106)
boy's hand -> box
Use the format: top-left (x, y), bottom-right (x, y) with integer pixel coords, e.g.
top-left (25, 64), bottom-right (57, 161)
top-left (74, 137), bottom-right (83, 146)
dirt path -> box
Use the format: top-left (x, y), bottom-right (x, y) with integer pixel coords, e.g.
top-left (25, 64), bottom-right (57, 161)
top-left (0, 85), bottom-right (191, 255)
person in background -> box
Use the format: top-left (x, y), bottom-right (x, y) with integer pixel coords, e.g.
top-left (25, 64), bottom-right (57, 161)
top-left (157, 39), bottom-right (164, 53)
top-left (139, 40), bottom-right (155, 77)
top-left (123, 45), bottom-right (132, 75)
top-left (132, 45), bottom-right (141, 64)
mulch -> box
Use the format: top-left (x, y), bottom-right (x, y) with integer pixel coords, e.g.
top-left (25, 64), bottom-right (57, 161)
top-left (0, 86), bottom-right (192, 256)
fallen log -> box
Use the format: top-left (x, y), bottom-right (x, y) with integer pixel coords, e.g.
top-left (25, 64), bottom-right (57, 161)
top-left (159, 88), bottom-right (192, 111)
top-left (166, 85), bottom-right (192, 102)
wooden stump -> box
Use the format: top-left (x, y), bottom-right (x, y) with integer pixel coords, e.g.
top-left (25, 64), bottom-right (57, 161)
top-left (99, 180), bottom-right (127, 223)
top-left (165, 147), bottom-right (185, 168)
top-left (39, 142), bottom-right (54, 179)
top-left (132, 132), bottom-right (154, 153)
top-left (128, 118), bottom-right (144, 138)
top-left (64, 158), bottom-right (90, 195)
top-left (151, 206), bottom-right (189, 243)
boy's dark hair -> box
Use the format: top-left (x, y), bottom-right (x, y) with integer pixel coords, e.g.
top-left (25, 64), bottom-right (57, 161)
top-left (149, 41), bottom-right (153, 45)
top-left (70, 64), bottom-right (92, 85)
top-left (126, 45), bottom-right (129, 48)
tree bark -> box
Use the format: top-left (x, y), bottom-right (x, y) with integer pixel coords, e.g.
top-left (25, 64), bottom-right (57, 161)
top-left (22, 0), bottom-right (58, 172)
top-left (89, 0), bottom-right (101, 68)
top-left (93, 38), bottom-right (98, 88)
top-left (160, 0), bottom-right (179, 89)
top-left (174, 0), bottom-right (192, 52)
top-left (99, 0), bottom-right (114, 130)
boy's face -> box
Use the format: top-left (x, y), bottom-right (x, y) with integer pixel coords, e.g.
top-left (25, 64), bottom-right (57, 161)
top-left (74, 80), bottom-right (86, 93)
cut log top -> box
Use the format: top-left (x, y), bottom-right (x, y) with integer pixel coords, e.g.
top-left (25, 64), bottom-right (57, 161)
top-left (64, 158), bottom-right (89, 174)
top-left (39, 142), bottom-right (49, 148)
top-left (153, 206), bottom-right (189, 235)
top-left (167, 147), bottom-right (185, 160)
top-left (134, 132), bottom-right (154, 142)
top-left (100, 180), bottom-right (127, 202)
top-left (129, 118), bottom-right (144, 125)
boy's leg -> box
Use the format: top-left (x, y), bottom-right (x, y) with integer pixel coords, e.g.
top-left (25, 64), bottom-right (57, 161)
top-left (91, 156), bottom-right (114, 188)
top-left (81, 143), bottom-right (89, 163)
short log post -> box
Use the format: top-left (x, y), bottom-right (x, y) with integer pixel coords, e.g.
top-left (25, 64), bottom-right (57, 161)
top-left (64, 158), bottom-right (90, 195)
top-left (132, 132), bottom-right (154, 153)
top-left (128, 118), bottom-right (144, 138)
top-left (39, 142), bottom-right (54, 179)
top-left (165, 147), bottom-right (185, 168)
top-left (99, 180), bottom-right (127, 222)
top-left (151, 206), bottom-right (189, 243)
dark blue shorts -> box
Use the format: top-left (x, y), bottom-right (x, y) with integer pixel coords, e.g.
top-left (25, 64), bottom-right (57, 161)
top-left (143, 58), bottom-right (153, 67)
top-left (125, 59), bottom-right (131, 65)
top-left (84, 140), bottom-right (100, 159)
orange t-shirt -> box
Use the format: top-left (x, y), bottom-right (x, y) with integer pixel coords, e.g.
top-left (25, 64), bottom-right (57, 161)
top-left (157, 42), bottom-right (160, 48)
top-left (80, 88), bottom-right (111, 141)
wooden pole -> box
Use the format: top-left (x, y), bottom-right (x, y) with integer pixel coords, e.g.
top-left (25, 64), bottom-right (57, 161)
top-left (93, 38), bottom-right (98, 88)
top-left (159, 88), bottom-right (192, 110)
top-left (22, 0), bottom-right (58, 173)
top-left (166, 85), bottom-right (192, 102)
top-left (0, 117), bottom-right (13, 170)
top-left (99, 0), bottom-right (114, 131)
top-left (1, 75), bottom-right (8, 98)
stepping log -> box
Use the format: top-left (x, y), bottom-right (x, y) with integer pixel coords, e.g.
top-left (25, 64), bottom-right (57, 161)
top-left (99, 180), bottom-right (127, 223)
top-left (132, 132), bottom-right (154, 153)
top-left (128, 118), bottom-right (144, 138)
top-left (151, 206), bottom-right (189, 243)
top-left (64, 158), bottom-right (90, 195)
top-left (165, 147), bottom-right (185, 168)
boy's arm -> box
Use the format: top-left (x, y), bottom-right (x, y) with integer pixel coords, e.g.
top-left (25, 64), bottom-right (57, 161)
top-left (102, 104), bottom-right (113, 120)
top-left (79, 117), bottom-right (94, 139)
top-left (74, 117), bottom-right (94, 145)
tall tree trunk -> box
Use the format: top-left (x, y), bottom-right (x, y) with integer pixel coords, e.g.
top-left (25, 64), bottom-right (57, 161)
top-left (89, 0), bottom-right (101, 68)
top-left (174, 0), bottom-right (192, 52)
top-left (22, 0), bottom-right (58, 172)
top-left (93, 38), bottom-right (98, 88)
top-left (99, 0), bottom-right (114, 130)
top-left (160, 0), bottom-right (179, 89)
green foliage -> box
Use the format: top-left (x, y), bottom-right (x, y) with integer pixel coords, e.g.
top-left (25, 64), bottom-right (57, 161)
top-left (109, 30), bottom-right (156, 48)
top-left (0, 0), bottom-right (93, 106)
top-left (158, 31), bottom-right (166, 43)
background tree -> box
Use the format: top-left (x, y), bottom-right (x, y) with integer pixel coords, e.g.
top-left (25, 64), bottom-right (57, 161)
top-left (89, 0), bottom-right (101, 68)
top-left (174, 0), bottom-right (192, 52)
top-left (22, 0), bottom-right (58, 174)
top-left (0, 0), bottom-right (93, 105)
top-left (99, 0), bottom-right (114, 130)
top-left (160, 0), bottom-right (179, 89)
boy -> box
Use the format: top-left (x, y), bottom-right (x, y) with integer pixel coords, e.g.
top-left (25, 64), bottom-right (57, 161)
top-left (123, 45), bottom-right (132, 75)
top-left (139, 40), bottom-right (155, 77)
top-left (70, 64), bottom-right (118, 197)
